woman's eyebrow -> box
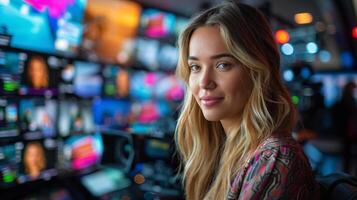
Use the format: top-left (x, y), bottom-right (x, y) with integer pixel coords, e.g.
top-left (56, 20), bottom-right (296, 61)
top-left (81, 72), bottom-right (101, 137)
top-left (188, 53), bottom-right (234, 61)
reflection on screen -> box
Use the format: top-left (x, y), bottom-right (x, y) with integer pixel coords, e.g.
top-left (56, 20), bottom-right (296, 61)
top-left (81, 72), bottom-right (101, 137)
top-left (0, 50), bottom-right (26, 95)
top-left (58, 99), bottom-right (95, 137)
top-left (73, 61), bottom-right (102, 98)
top-left (93, 99), bottom-right (131, 130)
top-left (103, 65), bottom-right (130, 98)
top-left (19, 99), bottom-right (57, 139)
top-left (63, 134), bottom-right (103, 170)
top-left (0, 0), bottom-right (87, 55)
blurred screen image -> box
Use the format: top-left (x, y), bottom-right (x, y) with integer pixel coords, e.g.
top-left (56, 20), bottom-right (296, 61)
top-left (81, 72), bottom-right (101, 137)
top-left (0, 0), bottom-right (87, 55)
top-left (102, 65), bottom-right (130, 98)
top-left (0, 98), bottom-right (19, 138)
top-left (62, 134), bottom-right (103, 170)
top-left (19, 139), bottom-right (58, 183)
top-left (93, 98), bottom-right (131, 130)
top-left (73, 61), bottom-right (102, 98)
top-left (19, 99), bottom-right (57, 139)
top-left (20, 54), bottom-right (60, 96)
top-left (139, 8), bottom-right (176, 39)
top-left (58, 99), bottom-right (95, 137)
top-left (0, 50), bottom-right (26, 95)
top-left (0, 142), bottom-right (22, 188)
top-left (80, 0), bottom-right (141, 64)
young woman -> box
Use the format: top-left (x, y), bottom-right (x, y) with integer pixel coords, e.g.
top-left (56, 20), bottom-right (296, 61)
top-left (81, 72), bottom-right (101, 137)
top-left (175, 1), bottom-right (320, 199)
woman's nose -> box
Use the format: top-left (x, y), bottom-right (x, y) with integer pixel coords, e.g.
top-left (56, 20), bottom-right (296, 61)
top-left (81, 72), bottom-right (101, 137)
top-left (199, 68), bottom-right (216, 90)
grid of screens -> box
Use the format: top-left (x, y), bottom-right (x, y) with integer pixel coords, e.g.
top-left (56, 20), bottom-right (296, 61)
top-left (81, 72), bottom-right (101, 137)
top-left (0, 1), bottom-right (188, 191)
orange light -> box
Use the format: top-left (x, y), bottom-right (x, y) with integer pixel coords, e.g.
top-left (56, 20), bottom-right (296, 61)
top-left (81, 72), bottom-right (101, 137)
top-left (275, 30), bottom-right (290, 44)
top-left (352, 27), bottom-right (357, 39)
top-left (294, 12), bottom-right (313, 24)
top-left (134, 173), bottom-right (145, 184)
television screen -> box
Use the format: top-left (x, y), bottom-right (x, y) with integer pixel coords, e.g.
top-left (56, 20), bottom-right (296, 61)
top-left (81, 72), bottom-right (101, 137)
top-left (157, 43), bottom-right (178, 71)
top-left (62, 134), bottom-right (103, 171)
top-left (130, 71), bottom-right (163, 100)
top-left (130, 100), bottom-right (172, 134)
top-left (79, 0), bottom-right (141, 64)
top-left (0, 50), bottom-right (26, 95)
top-left (0, 98), bottom-right (19, 138)
top-left (20, 54), bottom-right (60, 96)
top-left (0, 0), bottom-right (87, 55)
top-left (155, 74), bottom-right (185, 101)
top-left (58, 99), bottom-right (95, 137)
top-left (135, 38), bottom-right (160, 70)
top-left (19, 99), bottom-right (57, 139)
top-left (102, 65), bottom-right (130, 98)
top-left (0, 142), bottom-right (22, 188)
top-left (73, 61), bottom-right (102, 98)
top-left (139, 8), bottom-right (176, 39)
top-left (18, 139), bottom-right (58, 184)
top-left (93, 99), bottom-right (131, 130)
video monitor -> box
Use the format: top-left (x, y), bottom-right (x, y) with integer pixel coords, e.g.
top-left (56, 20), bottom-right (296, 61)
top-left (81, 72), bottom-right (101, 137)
top-left (135, 38), bottom-right (160, 70)
top-left (155, 74), bottom-right (185, 101)
top-left (0, 142), bottom-right (22, 188)
top-left (130, 100), bottom-right (172, 134)
top-left (0, 0), bottom-right (87, 55)
top-left (0, 50), bottom-right (26, 95)
top-left (18, 139), bottom-right (58, 184)
top-left (61, 134), bottom-right (103, 171)
top-left (157, 43), bottom-right (178, 71)
top-left (58, 99), bottom-right (95, 137)
top-left (19, 98), bottom-right (57, 139)
top-left (93, 99), bottom-right (131, 130)
top-left (0, 98), bottom-right (19, 138)
top-left (139, 8), bottom-right (176, 39)
top-left (73, 61), bottom-right (102, 98)
top-left (20, 54), bottom-right (60, 96)
top-left (130, 71), bottom-right (163, 100)
top-left (102, 65), bottom-right (130, 98)
top-left (79, 0), bottom-right (141, 64)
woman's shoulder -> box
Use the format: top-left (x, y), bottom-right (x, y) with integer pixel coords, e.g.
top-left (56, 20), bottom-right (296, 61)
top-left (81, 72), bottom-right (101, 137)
top-left (228, 135), bottom-right (320, 199)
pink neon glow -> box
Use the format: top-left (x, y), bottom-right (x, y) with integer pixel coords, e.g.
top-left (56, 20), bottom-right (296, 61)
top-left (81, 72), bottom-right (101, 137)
top-left (23, 0), bottom-right (75, 19)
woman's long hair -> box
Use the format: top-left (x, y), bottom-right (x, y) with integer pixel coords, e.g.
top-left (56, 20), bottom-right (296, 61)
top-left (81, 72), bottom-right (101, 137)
top-left (175, 1), bottom-right (296, 200)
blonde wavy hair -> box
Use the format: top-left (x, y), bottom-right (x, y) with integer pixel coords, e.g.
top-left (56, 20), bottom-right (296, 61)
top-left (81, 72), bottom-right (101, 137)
top-left (175, 1), bottom-right (296, 200)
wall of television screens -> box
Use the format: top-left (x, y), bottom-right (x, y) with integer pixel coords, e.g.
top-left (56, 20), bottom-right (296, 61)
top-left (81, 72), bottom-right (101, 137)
top-left (0, 0), bottom-right (188, 190)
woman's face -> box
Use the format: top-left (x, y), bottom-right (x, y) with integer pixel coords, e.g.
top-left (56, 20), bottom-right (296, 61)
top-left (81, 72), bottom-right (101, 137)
top-left (188, 26), bottom-right (253, 128)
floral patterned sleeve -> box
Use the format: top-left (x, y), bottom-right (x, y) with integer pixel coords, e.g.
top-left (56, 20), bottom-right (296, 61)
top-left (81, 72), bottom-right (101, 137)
top-left (227, 136), bottom-right (320, 200)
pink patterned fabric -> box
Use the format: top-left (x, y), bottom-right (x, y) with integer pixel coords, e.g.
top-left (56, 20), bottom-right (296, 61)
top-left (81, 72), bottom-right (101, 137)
top-left (228, 136), bottom-right (320, 200)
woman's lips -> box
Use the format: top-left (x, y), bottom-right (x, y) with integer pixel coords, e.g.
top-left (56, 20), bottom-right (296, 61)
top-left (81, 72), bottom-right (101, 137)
top-left (200, 97), bottom-right (224, 107)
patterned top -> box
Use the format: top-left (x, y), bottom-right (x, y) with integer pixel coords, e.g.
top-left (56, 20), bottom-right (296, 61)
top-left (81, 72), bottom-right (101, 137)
top-left (227, 135), bottom-right (320, 200)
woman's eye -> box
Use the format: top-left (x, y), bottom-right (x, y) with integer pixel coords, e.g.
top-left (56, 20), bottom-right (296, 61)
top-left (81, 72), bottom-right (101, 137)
top-left (216, 63), bottom-right (231, 71)
top-left (189, 64), bottom-right (200, 72)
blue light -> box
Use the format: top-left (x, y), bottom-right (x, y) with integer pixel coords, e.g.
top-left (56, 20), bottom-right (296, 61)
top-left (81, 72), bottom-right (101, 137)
top-left (319, 50), bottom-right (331, 63)
top-left (283, 69), bottom-right (294, 81)
top-left (281, 43), bottom-right (294, 55)
top-left (306, 42), bottom-right (318, 54)
top-left (301, 68), bottom-right (311, 79)
top-left (341, 51), bottom-right (354, 69)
